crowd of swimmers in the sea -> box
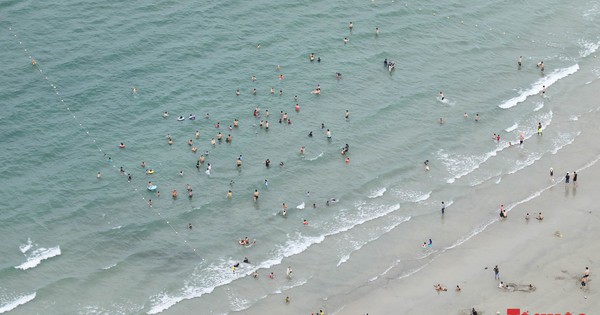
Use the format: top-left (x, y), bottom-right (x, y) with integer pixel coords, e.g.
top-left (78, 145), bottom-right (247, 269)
top-left (93, 22), bottom-right (569, 315)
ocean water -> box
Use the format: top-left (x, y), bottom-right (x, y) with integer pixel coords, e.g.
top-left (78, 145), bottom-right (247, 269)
top-left (1, 0), bottom-right (600, 314)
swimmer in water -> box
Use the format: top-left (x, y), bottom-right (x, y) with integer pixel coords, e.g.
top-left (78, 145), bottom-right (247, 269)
top-left (348, 21), bottom-right (353, 30)
top-left (375, 27), bottom-right (380, 35)
top-left (132, 86), bottom-right (137, 94)
top-left (253, 189), bottom-right (259, 202)
top-left (345, 110), bottom-right (349, 119)
top-left (97, 172), bottom-right (102, 179)
top-left (537, 61), bottom-right (544, 72)
top-left (308, 131), bottom-right (313, 137)
top-left (31, 58), bottom-right (37, 65)
top-left (343, 37), bottom-right (349, 44)
top-left (517, 56), bottom-right (522, 68)
top-left (163, 111), bottom-right (169, 118)
top-left (439, 91), bottom-right (445, 100)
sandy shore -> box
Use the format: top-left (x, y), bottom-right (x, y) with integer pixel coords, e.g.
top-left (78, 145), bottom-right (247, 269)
top-left (334, 78), bottom-right (600, 315)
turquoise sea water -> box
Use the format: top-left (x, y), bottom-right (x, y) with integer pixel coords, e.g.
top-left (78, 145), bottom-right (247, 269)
top-left (1, 0), bottom-right (600, 314)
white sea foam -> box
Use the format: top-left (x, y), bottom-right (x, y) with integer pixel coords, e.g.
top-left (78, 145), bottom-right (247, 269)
top-left (19, 238), bottom-right (34, 254)
top-left (392, 189), bottom-right (431, 203)
top-left (148, 203), bottom-right (402, 314)
top-left (281, 278), bottom-right (308, 291)
top-left (569, 115), bottom-right (579, 121)
top-left (79, 303), bottom-right (144, 315)
top-left (15, 246), bottom-right (61, 270)
top-left (367, 187), bottom-right (386, 199)
top-left (533, 102), bottom-right (544, 111)
top-left (551, 131), bottom-right (580, 155)
top-left (437, 97), bottom-right (456, 106)
top-left (336, 216), bottom-right (410, 267)
top-left (296, 202), bottom-right (305, 209)
top-left (582, 3), bottom-right (600, 19)
top-left (443, 110), bottom-right (552, 184)
top-left (227, 292), bottom-right (251, 312)
top-left (0, 292), bottom-right (36, 314)
top-left (499, 64), bottom-right (579, 109)
top-left (469, 170), bottom-right (502, 187)
top-left (440, 149), bottom-right (497, 184)
top-left (102, 263), bottom-right (117, 270)
top-left (578, 39), bottom-right (600, 58)
top-left (508, 152), bottom-right (543, 175)
top-left (308, 152), bottom-right (324, 161)
top-left (505, 123), bottom-right (518, 132)
top-left (369, 259), bottom-right (401, 282)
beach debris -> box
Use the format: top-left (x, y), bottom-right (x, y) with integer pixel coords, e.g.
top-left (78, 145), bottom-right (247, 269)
top-left (554, 230), bottom-right (563, 237)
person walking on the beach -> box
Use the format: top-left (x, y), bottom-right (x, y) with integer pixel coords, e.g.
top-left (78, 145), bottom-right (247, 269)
top-left (517, 56), bottom-right (522, 68)
top-left (573, 171), bottom-right (578, 186)
top-left (565, 172), bottom-right (570, 184)
top-left (441, 201), bottom-right (445, 214)
top-left (550, 167), bottom-right (554, 181)
top-left (494, 265), bottom-right (500, 280)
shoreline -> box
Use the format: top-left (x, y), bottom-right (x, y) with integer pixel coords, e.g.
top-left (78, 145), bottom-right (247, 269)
top-left (216, 63), bottom-right (600, 315)
top-left (327, 71), bottom-right (600, 315)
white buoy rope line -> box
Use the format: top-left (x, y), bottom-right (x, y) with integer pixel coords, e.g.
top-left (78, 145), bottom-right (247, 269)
top-left (7, 26), bottom-right (203, 260)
